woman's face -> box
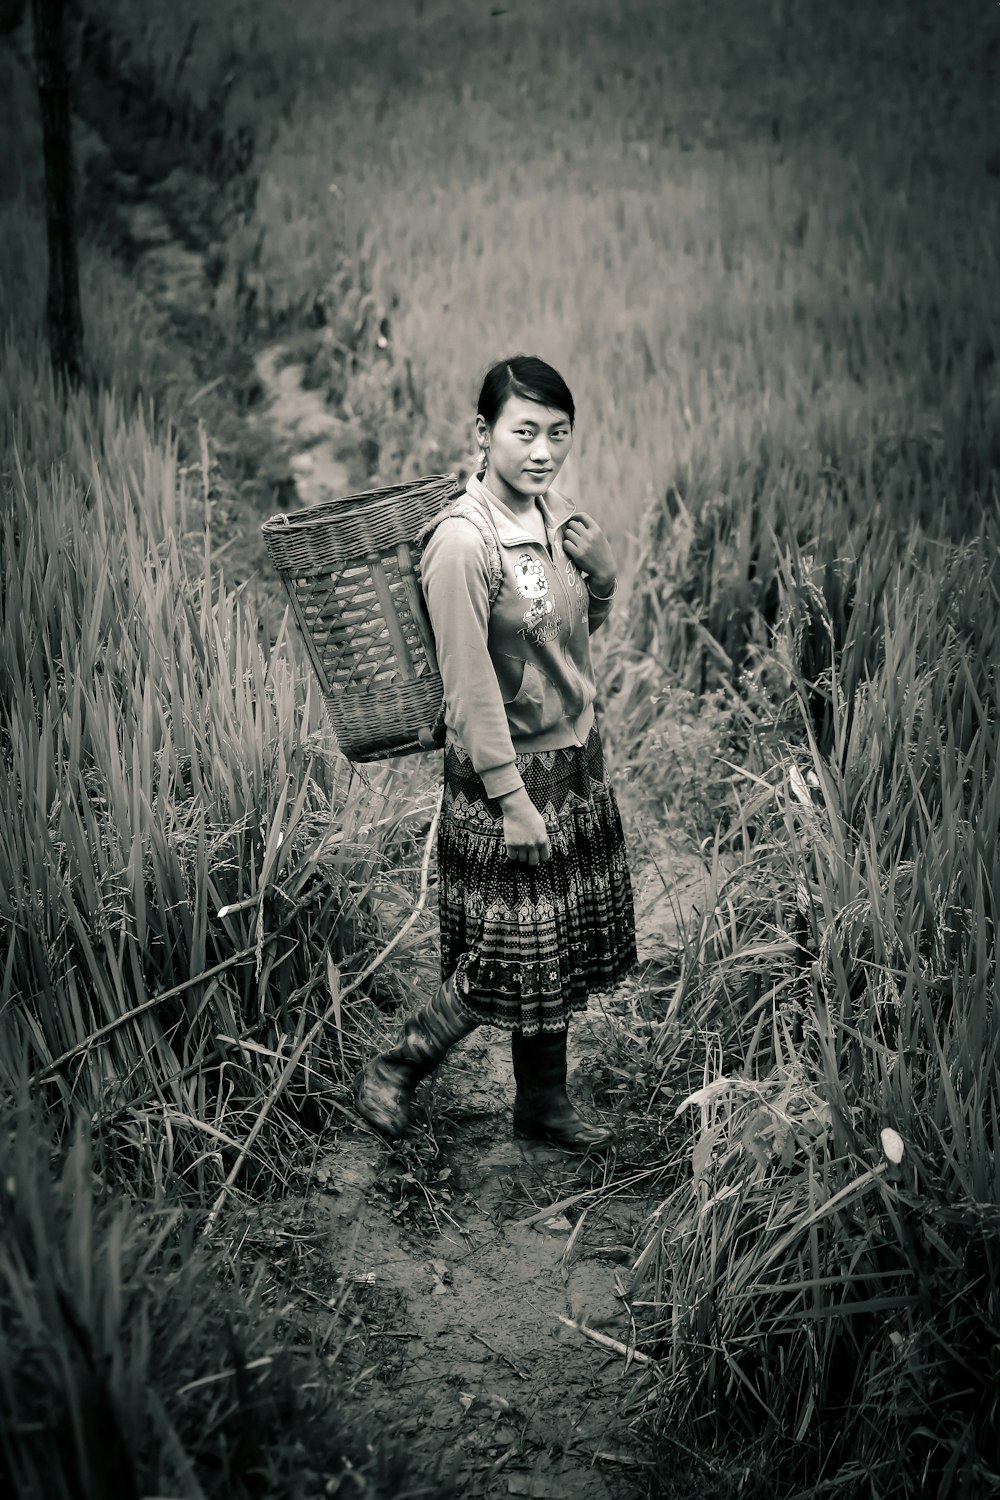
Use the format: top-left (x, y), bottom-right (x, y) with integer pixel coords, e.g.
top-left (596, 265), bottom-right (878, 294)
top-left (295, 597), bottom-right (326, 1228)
top-left (477, 396), bottom-right (573, 503)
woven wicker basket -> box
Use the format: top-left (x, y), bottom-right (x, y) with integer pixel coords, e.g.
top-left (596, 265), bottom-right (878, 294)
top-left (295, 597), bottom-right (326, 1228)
top-left (261, 474), bottom-right (461, 763)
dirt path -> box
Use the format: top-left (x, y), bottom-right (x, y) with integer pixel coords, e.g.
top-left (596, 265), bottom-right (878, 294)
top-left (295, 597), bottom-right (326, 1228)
top-left (284, 841), bottom-right (713, 1499)
top-left (253, 343), bottom-right (353, 505)
top-left (315, 1108), bottom-right (653, 1499)
top-left (227, 240), bottom-right (714, 1496)
top-left (86, 139), bottom-right (720, 1492)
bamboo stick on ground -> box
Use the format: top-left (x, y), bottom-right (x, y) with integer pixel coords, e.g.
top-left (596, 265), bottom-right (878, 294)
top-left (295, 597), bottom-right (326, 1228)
top-left (556, 1314), bottom-right (653, 1367)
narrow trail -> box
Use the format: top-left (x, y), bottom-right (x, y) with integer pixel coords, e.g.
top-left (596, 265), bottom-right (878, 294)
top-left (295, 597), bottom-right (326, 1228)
top-left (285, 848), bottom-right (712, 1499)
top-left (235, 278), bottom-right (716, 1496)
top-left (253, 343), bottom-right (353, 504)
top-left (315, 1104), bottom-right (654, 1498)
top-left (85, 130), bottom-right (720, 1492)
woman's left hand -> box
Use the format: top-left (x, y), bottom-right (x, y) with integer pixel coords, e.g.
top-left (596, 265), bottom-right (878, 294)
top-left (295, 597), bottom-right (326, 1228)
top-left (561, 512), bottom-right (617, 590)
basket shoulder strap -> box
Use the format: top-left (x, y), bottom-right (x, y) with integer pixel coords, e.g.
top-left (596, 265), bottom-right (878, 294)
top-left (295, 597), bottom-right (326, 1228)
top-left (419, 497), bottom-right (503, 606)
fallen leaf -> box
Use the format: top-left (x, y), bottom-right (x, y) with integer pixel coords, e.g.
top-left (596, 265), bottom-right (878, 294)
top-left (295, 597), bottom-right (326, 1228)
top-left (674, 1076), bottom-right (732, 1115)
top-left (430, 1258), bottom-right (452, 1294)
top-left (460, 1392), bottom-right (512, 1414)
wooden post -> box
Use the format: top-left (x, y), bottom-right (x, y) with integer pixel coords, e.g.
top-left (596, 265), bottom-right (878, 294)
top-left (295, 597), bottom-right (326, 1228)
top-left (31, 0), bottom-right (83, 384)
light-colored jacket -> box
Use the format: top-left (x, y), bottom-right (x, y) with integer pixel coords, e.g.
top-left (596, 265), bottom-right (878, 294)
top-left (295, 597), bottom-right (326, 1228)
top-left (420, 474), bottom-right (615, 800)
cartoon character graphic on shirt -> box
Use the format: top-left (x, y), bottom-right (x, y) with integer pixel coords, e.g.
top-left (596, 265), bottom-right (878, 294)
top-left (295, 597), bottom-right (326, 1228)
top-left (513, 554), bottom-right (548, 600)
top-left (513, 553), bottom-right (561, 644)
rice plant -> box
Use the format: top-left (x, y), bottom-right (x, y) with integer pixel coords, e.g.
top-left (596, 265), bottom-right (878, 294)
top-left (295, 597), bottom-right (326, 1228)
top-left (0, 1102), bottom-right (445, 1499)
top-left (3, 1), bottom-right (998, 1494)
top-left (0, 326), bottom-right (438, 1205)
top-left (628, 517), bottom-right (1000, 1495)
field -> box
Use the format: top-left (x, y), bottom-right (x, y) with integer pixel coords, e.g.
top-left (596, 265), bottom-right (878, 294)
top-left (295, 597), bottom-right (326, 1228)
top-left (2, 0), bottom-right (999, 1495)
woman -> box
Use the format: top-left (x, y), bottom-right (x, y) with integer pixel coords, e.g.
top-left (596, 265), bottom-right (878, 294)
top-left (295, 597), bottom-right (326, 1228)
top-left (355, 355), bottom-right (637, 1151)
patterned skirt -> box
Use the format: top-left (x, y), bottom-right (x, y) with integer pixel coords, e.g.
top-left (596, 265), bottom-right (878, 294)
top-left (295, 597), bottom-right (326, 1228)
top-left (437, 722), bottom-right (637, 1035)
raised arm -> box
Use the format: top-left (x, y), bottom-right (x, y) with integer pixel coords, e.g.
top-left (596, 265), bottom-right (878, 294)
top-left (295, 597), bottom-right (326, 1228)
top-left (561, 511), bottom-right (618, 634)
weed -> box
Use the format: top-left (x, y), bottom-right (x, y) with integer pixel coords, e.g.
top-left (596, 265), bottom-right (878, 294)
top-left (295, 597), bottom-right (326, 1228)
top-left (375, 1129), bottom-right (460, 1237)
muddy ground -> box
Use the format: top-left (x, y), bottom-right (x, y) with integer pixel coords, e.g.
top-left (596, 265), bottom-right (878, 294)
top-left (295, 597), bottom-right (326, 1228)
top-left (285, 844), bottom-right (708, 1499)
top-left (77, 119), bottom-right (717, 1497)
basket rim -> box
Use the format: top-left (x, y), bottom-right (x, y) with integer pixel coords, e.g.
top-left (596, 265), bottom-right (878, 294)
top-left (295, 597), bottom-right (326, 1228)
top-left (261, 472), bottom-right (460, 535)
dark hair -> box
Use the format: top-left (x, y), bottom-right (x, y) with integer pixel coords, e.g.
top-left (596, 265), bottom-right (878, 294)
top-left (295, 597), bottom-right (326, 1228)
top-left (476, 355), bottom-right (575, 429)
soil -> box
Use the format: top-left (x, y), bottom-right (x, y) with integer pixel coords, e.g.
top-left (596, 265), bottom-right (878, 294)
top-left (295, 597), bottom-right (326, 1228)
top-left (78, 114), bottom-right (720, 1498)
top-left (297, 843), bottom-right (712, 1499)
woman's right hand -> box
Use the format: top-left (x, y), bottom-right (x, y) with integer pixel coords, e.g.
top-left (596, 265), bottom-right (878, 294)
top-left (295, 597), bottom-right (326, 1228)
top-left (498, 787), bottom-right (551, 866)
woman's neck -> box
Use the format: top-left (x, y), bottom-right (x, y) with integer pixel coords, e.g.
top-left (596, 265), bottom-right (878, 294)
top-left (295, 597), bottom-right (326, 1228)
top-left (480, 469), bottom-right (538, 516)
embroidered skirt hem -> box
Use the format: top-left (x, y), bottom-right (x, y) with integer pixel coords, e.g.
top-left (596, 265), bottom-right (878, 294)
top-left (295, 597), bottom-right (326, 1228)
top-left (437, 723), bottom-right (637, 1037)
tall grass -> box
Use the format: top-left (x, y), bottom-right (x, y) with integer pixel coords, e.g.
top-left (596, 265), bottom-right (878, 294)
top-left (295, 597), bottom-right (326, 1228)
top-left (0, 1104), bottom-right (436, 1499)
top-left (0, 331), bottom-right (437, 1202)
top-left (0, 27), bottom-right (447, 1488)
top-left (3, 0), bottom-right (999, 1493)
top-left (627, 515), bottom-right (1000, 1494)
top-left (67, 0), bottom-right (1000, 545)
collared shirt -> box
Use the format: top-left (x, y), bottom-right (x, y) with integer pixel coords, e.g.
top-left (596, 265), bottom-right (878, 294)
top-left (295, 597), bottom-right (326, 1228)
top-left (420, 474), bottom-right (615, 799)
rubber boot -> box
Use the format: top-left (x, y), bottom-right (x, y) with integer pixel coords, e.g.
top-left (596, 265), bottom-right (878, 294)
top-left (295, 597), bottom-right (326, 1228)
top-left (511, 1028), bottom-right (616, 1152)
top-left (354, 976), bottom-right (477, 1139)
